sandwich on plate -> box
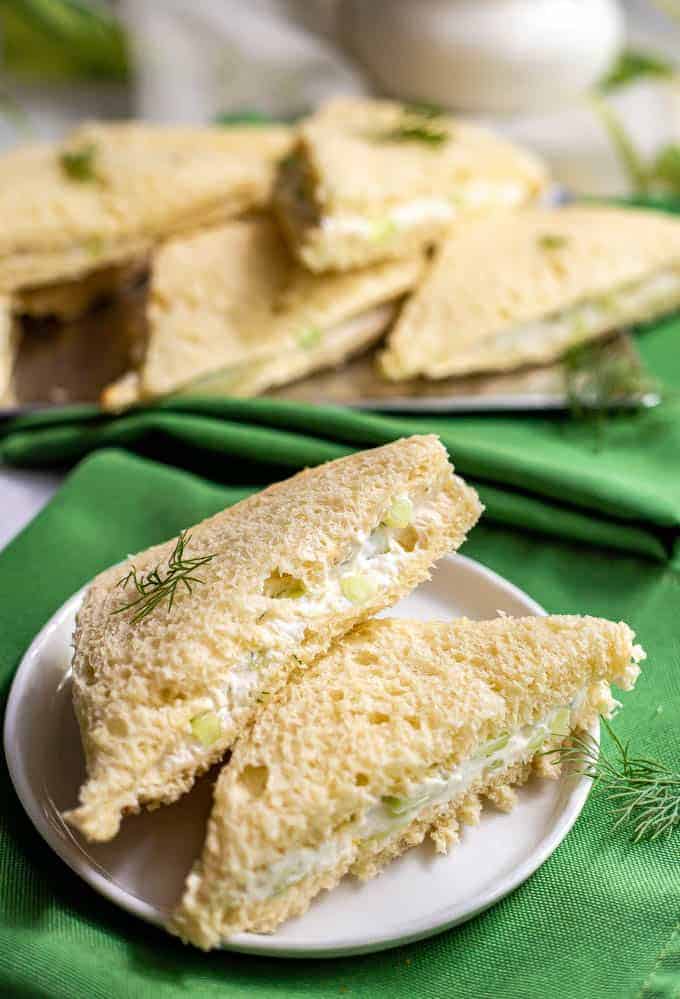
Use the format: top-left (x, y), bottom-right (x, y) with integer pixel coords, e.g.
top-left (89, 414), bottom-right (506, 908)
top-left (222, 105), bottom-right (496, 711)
top-left (170, 614), bottom-right (643, 949)
top-left (0, 121), bottom-right (292, 304)
top-left (273, 97), bottom-right (547, 272)
top-left (101, 217), bottom-right (424, 409)
top-left (379, 205), bottom-right (680, 381)
top-left (64, 436), bottom-right (482, 842)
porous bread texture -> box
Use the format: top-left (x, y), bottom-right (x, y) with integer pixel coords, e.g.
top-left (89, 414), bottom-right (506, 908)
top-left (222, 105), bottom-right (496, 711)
top-left (273, 96), bottom-right (548, 271)
top-left (64, 435), bottom-right (481, 842)
top-left (191, 760), bottom-right (536, 939)
top-left (170, 614), bottom-right (643, 949)
top-left (379, 205), bottom-right (680, 380)
top-left (0, 299), bottom-right (18, 404)
top-left (12, 259), bottom-right (147, 320)
top-left (0, 122), bottom-right (291, 294)
top-left (100, 217), bottom-right (423, 409)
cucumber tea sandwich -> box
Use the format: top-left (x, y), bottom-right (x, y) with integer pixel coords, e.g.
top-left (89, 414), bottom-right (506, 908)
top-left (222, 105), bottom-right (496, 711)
top-left (64, 435), bottom-right (482, 842)
top-left (171, 614), bottom-right (643, 949)
top-left (380, 205), bottom-right (680, 380)
top-left (101, 216), bottom-right (424, 409)
top-left (274, 97), bottom-right (547, 273)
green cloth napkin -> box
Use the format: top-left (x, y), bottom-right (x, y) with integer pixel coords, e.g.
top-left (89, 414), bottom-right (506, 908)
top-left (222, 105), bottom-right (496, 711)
top-left (1, 447), bottom-right (679, 999)
top-left (3, 311), bottom-right (680, 566)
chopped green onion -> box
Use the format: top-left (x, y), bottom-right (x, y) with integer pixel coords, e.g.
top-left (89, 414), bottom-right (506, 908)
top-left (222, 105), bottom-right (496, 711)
top-left (383, 496), bottom-right (413, 530)
top-left (340, 572), bottom-right (378, 604)
top-left (190, 710), bottom-right (221, 747)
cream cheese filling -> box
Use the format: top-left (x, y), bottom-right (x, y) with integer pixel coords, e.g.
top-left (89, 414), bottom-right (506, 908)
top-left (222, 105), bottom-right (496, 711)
top-left (447, 267), bottom-right (680, 373)
top-left (319, 182), bottom-right (528, 242)
top-left (239, 702), bottom-right (576, 904)
top-left (160, 495), bottom-right (432, 773)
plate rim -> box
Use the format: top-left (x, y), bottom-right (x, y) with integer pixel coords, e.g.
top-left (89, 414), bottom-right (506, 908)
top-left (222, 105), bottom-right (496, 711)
top-left (3, 553), bottom-right (595, 958)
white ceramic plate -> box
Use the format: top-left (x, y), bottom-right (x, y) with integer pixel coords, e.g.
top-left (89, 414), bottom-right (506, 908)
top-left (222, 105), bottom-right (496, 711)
top-left (4, 554), bottom-right (594, 958)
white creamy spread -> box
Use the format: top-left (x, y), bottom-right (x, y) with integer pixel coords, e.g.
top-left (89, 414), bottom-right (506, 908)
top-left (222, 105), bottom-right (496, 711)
top-left (479, 267), bottom-right (680, 364)
top-left (321, 199), bottom-right (453, 239)
top-left (239, 702), bottom-right (577, 904)
top-left (320, 183), bottom-right (527, 241)
top-left (260, 495), bottom-right (427, 648)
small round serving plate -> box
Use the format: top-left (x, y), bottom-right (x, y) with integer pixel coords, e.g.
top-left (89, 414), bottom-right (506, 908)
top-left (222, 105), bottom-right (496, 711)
top-left (4, 553), bottom-right (594, 958)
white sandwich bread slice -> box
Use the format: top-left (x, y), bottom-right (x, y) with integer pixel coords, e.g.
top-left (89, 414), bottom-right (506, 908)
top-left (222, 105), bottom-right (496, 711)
top-left (274, 96), bottom-right (548, 272)
top-left (170, 614), bottom-right (643, 950)
top-left (0, 121), bottom-right (291, 296)
top-left (64, 435), bottom-right (482, 842)
top-left (379, 205), bottom-right (680, 380)
top-left (100, 217), bottom-right (424, 409)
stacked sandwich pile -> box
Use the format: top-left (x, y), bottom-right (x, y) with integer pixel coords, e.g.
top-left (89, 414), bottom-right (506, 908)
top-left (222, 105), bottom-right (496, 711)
top-left (64, 435), bottom-right (644, 950)
top-left (5, 97), bottom-right (680, 408)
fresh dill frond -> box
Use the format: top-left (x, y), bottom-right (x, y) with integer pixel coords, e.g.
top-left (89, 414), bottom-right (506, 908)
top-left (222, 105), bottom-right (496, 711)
top-left (647, 144), bottom-right (680, 195)
top-left (563, 339), bottom-right (661, 417)
top-left (383, 122), bottom-right (448, 146)
top-left (112, 530), bottom-right (216, 625)
top-left (546, 718), bottom-right (680, 843)
top-left (598, 48), bottom-right (674, 93)
top-left (401, 101), bottom-right (445, 119)
top-left (538, 233), bottom-right (568, 251)
top-left (592, 94), bottom-right (680, 196)
top-left (59, 142), bottom-right (98, 182)
top-left (378, 104), bottom-right (449, 147)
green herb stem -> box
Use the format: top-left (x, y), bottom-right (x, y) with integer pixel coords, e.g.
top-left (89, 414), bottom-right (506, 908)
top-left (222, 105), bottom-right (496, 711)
top-left (112, 530), bottom-right (216, 625)
top-left (590, 95), bottom-right (650, 193)
top-left (546, 717), bottom-right (680, 843)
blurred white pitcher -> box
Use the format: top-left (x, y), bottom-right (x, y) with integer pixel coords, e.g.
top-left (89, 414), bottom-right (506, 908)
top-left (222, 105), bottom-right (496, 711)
top-left (340, 0), bottom-right (624, 113)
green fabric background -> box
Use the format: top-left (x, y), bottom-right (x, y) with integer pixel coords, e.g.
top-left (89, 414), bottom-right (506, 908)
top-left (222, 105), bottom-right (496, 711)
top-left (1, 203), bottom-right (680, 998)
top-left (0, 449), bottom-right (679, 999)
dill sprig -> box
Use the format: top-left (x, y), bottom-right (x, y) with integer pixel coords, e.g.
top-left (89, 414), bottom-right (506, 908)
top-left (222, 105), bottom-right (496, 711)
top-left (598, 48), bottom-right (674, 93)
top-left (59, 142), bottom-right (98, 182)
top-left (378, 103), bottom-right (449, 147)
top-left (547, 718), bottom-right (680, 843)
top-left (111, 530), bottom-right (216, 625)
top-left (592, 94), bottom-right (680, 196)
